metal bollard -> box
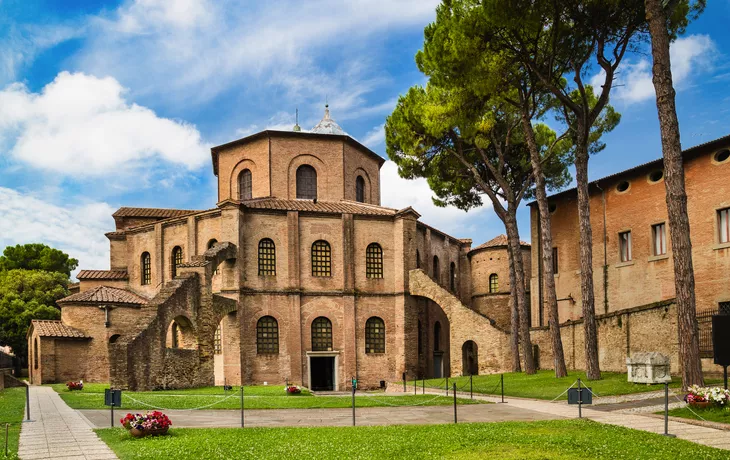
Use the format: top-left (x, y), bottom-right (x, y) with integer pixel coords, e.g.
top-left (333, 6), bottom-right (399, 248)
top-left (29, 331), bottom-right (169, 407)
top-left (501, 374), bottom-right (505, 403)
top-left (453, 383), bottom-right (458, 424)
top-left (240, 386), bottom-right (245, 428)
top-left (662, 383), bottom-right (675, 437)
top-left (5, 423), bottom-right (9, 457)
top-left (352, 379), bottom-right (356, 427)
top-left (446, 377), bottom-right (449, 396)
top-left (403, 372), bottom-right (406, 393)
top-left (414, 377), bottom-right (417, 395)
top-left (422, 378), bottom-right (425, 395)
top-left (470, 374), bottom-right (473, 400)
top-left (25, 384), bottom-right (30, 421)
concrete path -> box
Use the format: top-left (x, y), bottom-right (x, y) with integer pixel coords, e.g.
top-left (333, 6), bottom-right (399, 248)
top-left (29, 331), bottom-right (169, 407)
top-left (430, 389), bottom-right (730, 451)
top-left (80, 402), bottom-right (562, 428)
top-left (19, 386), bottom-right (117, 460)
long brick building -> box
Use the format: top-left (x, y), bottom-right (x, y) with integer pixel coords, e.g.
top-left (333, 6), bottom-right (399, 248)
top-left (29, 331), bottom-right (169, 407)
top-left (27, 107), bottom-right (516, 390)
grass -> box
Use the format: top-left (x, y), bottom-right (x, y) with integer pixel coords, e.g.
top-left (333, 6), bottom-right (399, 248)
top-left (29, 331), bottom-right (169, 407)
top-left (665, 405), bottom-right (730, 424)
top-left (0, 387), bottom-right (26, 460)
top-left (50, 384), bottom-right (480, 410)
top-left (95, 419), bottom-right (728, 459)
top-left (416, 370), bottom-right (718, 400)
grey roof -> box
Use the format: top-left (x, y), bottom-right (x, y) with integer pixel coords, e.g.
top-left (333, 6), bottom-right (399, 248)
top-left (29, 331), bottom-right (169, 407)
top-left (310, 105), bottom-right (347, 135)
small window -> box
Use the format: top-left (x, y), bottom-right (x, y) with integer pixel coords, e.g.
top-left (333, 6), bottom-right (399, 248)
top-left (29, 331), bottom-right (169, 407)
top-left (720, 301), bottom-right (730, 315)
top-left (141, 252), bottom-right (151, 285)
top-left (548, 203), bottom-right (557, 213)
top-left (214, 325), bottom-right (222, 354)
top-left (239, 169), bottom-right (252, 200)
top-left (312, 240), bottom-right (331, 277)
top-left (648, 170), bottom-right (664, 183)
top-left (366, 243), bottom-right (383, 279)
top-left (449, 262), bottom-right (456, 291)
top-left (109, 334), bottom-right (121, 344)
top-left (311, 317), bottom-right (333, 351)
top-left (356, 176), bottom-right (366, 202)
top-left (616, 180), bottom-right (630, 193)
top-left (433, 255), bottom-right (440, 281)
top-left (34, 338), bottom-right (38, 370)
top-left (715, 149), bottom-right (730, 163)
top-left (434, 321), bottom-right (441, 351)
top-left (256, 316), bottom-right (279, 354)
top-left (719, 208), bottom-right (730, 244)
top-left (416, 250), bottom-right (420, 269)
top-left (258, 238), bottom-right (276, 276)
top-left (365, 317), bottom-right (385, 353)
top-left (619, 231), bottom-right (632, 262)
top-left (489, 273), bottom-right (499, 293)
top-left (171, 246), bottom-right (183, 278)
top-left (171, 322), bottom-right (179, 349)
top-left (652, 223), bottom-right (667, 256)
top-left (296, 165), bottom-right (318, 200)
top-left (552, 247), bottom-right (559, 274)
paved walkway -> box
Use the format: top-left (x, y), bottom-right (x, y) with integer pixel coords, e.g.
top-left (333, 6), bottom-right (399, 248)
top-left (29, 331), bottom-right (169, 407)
top-left (19, 386), bottom-right (117, 460)
top-left (428, 389), bottom-right (730, 451)
top-left (80, 402), bottom-right (561, 428)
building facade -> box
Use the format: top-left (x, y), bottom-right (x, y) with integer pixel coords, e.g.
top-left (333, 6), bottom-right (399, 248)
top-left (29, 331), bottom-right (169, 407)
top-left (28, 108), bottom-right (517, 390)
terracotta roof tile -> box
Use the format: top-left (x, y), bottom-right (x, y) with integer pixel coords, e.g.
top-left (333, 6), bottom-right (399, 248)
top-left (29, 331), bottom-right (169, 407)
top-left (31, 320), bottom-right (89, 339)
top-left (471, 234), bottom-right (530, 252)
top-left (243, 198), bottom-right (397, 216)
top-left (58, 286), bottom-right (148, 306)
top-left (77, 270), bottom-right (128, 280)
top-left (112, 207), bottom-right (200, 219)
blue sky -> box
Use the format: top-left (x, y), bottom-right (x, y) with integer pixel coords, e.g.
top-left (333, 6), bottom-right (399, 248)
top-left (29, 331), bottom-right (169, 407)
top-left (0, 0), bottom-right (728, 275)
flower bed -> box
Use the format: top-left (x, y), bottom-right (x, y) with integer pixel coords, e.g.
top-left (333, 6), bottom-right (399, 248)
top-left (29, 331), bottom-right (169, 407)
top-left (684, 385), bottom-right (730, 408)
top-left (66, 381), bottom-right (84, 391)
top-left (285, 385), bottom-right (302, 395)
top-left (121, 411), bottom-right (172, 438)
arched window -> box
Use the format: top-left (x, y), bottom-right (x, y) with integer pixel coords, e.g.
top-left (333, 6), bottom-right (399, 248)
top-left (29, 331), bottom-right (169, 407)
top-left (356, 175), bottom-right (365, 202)
top-left (311, 317), bottom-right (333, 351)
top-left (434, 321), bottom-right (441, 351)
top-left (214, 325), bottom-right (222, 354)
top-left (171, 322), bottom-right (179, 349)
top-left (365, 317), bottom-right (385, 354)
top-left (171, 246), bottom-right (183, 278)
top-left (433, 255), bottom-right (440, 281)
top-left (239, 169), bottom-right (252, 200)
top-left (296, 165), bottom-right (317, 200)
top-left (311, 240), bottom-right (331, 277)
top-left (34, 338), bottom-right (38, 370)
top-left (489, 273), bottom-right (499, 293)
top-left (141, 252), bottom-right (151, 285)
top-left (416, 249), bottom-right (420, 269)
top-left (258, 238), bottom-right (276, 276)
top-left (256, 316), bottom-right (279, 354)
top-left (109, 334), bottom-right (121, 344)
top-left (449, 262), bottom-right (456, 291)
top-left (207, 239), bottom-right (218, 250)
top-left (366, 243), bottom-right (383, 279)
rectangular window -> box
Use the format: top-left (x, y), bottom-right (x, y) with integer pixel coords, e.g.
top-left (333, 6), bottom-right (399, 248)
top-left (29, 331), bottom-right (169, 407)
top-left (652, 223), bottom-right (667, 256)
top-left (719, 208), bottom-right (730, 244)
top-left (619, 231), bottom-right (632, 262)
top-left (552, 247), bottom-right (559, 274)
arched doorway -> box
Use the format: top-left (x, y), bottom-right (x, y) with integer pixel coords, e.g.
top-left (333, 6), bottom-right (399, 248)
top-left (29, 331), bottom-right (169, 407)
top-left (462, 340), bottom-right (478, 376)
top-left (433, 321), bottom-right (444, 378)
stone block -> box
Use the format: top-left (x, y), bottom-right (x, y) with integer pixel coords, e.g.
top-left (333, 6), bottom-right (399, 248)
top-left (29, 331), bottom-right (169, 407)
top-left (626, 352), bottom-right (671, 384)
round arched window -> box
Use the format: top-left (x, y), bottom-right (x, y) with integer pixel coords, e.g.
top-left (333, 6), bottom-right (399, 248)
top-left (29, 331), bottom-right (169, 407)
top-left (616, 181), bottom-right (630, 193)
top-left (714, 150), bottom-right (730, 164)
top-left (648, 170), bottom-right (664, 183)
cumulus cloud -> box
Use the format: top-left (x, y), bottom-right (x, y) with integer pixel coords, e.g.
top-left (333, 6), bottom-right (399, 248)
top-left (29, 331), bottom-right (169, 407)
top-left (0, 187), bottom-right (115, 278)
top-left (0, 71), bottom-right (208, 175)
top-left (380, 161), bottom-right (491, 238)
top-left (591, 35), bottom-right (717, 104)
top-left (361, 124), bottom-right (385, 149)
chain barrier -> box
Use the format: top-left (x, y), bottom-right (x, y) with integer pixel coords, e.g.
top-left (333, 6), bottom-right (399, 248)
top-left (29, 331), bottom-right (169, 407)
top-left (669, 389), bottom-right (710, 423)
top-left (122, 392), bottom-right (240, 412)
top-left (362, 393), bottom-right (451, 407)
top-left (549, 380), bottom-right (579, 402)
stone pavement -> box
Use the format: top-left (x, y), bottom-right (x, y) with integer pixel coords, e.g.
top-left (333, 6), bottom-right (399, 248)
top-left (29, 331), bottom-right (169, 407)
top-left (80, 401), bottom-right (562, 428)
top-left (19, 386), bottom-right (117, 460)
top-left (430, 389), bottom-right (730, 451)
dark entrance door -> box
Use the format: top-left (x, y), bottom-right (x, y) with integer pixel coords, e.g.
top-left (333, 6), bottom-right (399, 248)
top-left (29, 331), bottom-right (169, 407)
top-left (310, 357), bottom-right (335, 391)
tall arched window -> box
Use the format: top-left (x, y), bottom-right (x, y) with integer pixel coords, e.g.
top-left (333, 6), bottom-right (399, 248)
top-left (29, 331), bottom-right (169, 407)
top-left (256, 316), bottom-right (279, 354)
top-left (239, 169), bottom-right (252, 200)
top-left (449, 262), bottom-right (456, 291)
top-left (434, 321), bottom-right (441, 351)
top-left (489, 273), bottom-right (499, 293)
top-left (34, 338), bottom-right (38, 370)
top-left (416, 249), bottom-right (420, 269)
top-left (214, 325), bottom-right (222, 354)
top-left (432, 255), bottom-right (440, 281)
top-left (171, 246), bottom-right (183, 278)
top-left (296, 165), bottom-right (317, 200)
top-left (366, 243), bottom-right (383, 278)
top-left (365, 317), bottom-right (385, 354)
top-left (258, 238), bottom-right (276, 276)
top-left (171, 322), bottom-right (180, 348)
top-left (356, 175), bottom-right (365, 202)
top-left (311, 317), bottom-right (333, 351)
top-left (141, 252), bottom-right (151, 285)
top-left (311, 240), bottom-right (331, 277)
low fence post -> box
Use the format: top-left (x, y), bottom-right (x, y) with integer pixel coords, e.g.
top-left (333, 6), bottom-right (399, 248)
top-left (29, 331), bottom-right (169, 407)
top-left (240, 386), bottom-right (244, 428)
top-left (25, 384), bottom-right (30, 421)
top-left (446, 377), bottom-right (449, 396)
top-left (470, 374), bottom-right (473, 400)
top-left (403, 372), bottom-right (406, 393)
top-left (662, 383), bottom-right (675, 437)
top-left (422, 378), bottom-right (425, 395)
top-left (5, 423), bottom-right (9, 457)
top-left (577, 378), bottom-right (582, 419)
top-left (453, 383), bottom-right (458, 424)
top-left (501, 374), bottom-right (505, 403)
top-left (352, 378), bottom-right (356, 427)
top-left (414, 377), bottom-right (417, 395)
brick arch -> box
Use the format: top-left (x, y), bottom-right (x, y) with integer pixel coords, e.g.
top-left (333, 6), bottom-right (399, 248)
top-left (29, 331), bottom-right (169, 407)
top-left (229, 158), bottom-right (258, 200)
top-left (353, 167), bottom-right (372, 202)
top-left (287, 154), bottom-right (328, 200)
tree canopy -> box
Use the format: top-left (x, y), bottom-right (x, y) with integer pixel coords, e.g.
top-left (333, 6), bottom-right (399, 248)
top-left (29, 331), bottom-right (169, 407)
top-left (0, 243), bottom-right (79, 277)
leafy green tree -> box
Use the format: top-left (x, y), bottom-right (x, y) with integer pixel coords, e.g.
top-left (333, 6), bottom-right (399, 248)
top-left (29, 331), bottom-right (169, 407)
top-left (0, 243), bottom-right (79, 277)
top-left (0, 270), bottom-right (67, 368)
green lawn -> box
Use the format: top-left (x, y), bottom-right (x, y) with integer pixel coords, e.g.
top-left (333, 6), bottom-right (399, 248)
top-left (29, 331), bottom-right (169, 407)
top-left (417, 370), bottom-right (713, 400)
top-left (50, 384), bottom-right (480, 410)
top-left (665, 405), bottom-right (730, 424)
top-left (0, 387), bottom-right (26, 460)
top-left (96, 420), bottom-right (727, 459)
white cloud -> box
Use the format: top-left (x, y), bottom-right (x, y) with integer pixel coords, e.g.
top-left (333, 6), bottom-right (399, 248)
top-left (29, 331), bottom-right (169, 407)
top-left (380, 161), bottom-right (492, 238)
top-left (361, 124), bottom-right (385, 148)
top-left (0, 71), bottom-right (208, 175)
top-left (591, 35), bottom-right (717, 104)
top-left (0, 187), bottom-right (114, 278)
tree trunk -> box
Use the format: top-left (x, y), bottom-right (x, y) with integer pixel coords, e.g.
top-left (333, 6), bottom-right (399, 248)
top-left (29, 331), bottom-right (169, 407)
top-left (574, 139), bottom-right (601, 380)
top-left (520, 115), bottom-right (568, 378)
top-left (645, 0), bottom-right (704, 389)
top-left (507, 245), bottom-right (522, 373)
top-left (505, 210), bottom-right (536, 374)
